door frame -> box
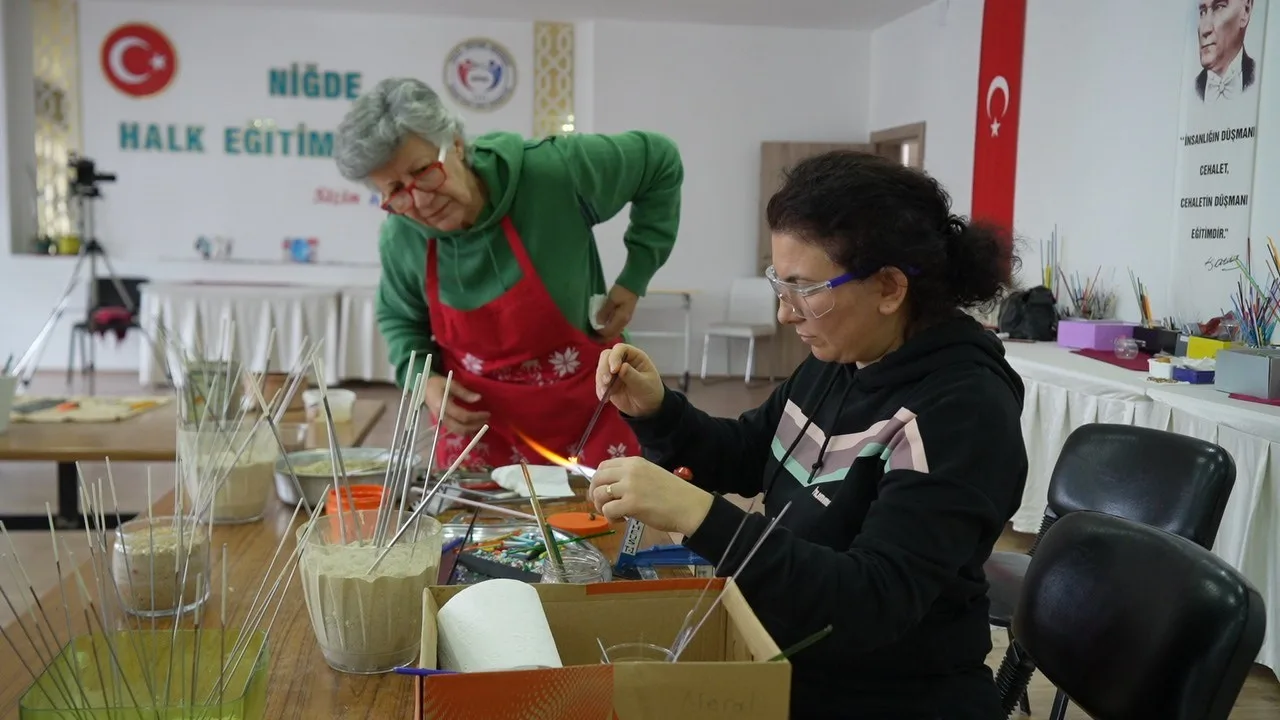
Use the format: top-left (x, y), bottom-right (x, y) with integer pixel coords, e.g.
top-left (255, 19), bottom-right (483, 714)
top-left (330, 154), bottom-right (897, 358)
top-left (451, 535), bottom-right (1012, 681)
top-left (870, 122), bottom-right (927, 168)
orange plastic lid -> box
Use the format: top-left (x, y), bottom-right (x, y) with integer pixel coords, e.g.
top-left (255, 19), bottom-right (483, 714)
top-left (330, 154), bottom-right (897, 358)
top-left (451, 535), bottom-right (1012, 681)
top-left (325, 484), bottom-right (384, 514)
top-left (547, 511), bottom-right (611, 535)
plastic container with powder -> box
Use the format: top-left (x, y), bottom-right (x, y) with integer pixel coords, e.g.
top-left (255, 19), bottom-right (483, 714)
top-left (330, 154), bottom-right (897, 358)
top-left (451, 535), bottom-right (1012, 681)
top-left (298, 509), bottom-right (443, 674)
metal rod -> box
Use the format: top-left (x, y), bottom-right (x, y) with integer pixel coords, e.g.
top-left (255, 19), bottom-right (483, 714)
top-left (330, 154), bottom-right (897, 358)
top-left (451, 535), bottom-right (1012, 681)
top-left (571, 372), bottom-right (619, 461)
top-left (671, 502), bottom-right (793, 661)
top-left (367, 426), bottom-right (489, 574)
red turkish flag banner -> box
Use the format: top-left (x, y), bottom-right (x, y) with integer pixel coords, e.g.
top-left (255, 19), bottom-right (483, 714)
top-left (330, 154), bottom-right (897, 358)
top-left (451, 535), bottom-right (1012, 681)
top-left (971, 0), bottom-right (1028, 279)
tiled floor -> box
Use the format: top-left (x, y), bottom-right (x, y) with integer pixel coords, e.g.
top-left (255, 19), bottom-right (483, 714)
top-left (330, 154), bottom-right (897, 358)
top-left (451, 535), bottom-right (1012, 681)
top-left (1, 371), bottom-right (1277, 717)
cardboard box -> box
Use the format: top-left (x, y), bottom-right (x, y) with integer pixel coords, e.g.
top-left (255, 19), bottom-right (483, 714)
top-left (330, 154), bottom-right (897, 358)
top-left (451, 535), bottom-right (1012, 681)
top-left (1056, 320), bottom-right (1134, 350)
top-left (1215, 347), bottom-right (1280, 398)
top-left (414, 579), bottom-right (789, 720)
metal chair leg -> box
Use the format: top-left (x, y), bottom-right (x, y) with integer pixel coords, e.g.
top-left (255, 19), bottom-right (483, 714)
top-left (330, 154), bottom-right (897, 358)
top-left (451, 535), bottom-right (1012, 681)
top-left (699, 333), bottom-right (711, 381)
top-left (83, 330), bottom-right (94, 394)
top-left (745, 337), bottom-right (756, 384)
top-left (1048, 689), bottom-right (1070, 720)
top-left (768, 335), bottom-right (777, 382)
top-left (66, 328), bottom-right (76, 387)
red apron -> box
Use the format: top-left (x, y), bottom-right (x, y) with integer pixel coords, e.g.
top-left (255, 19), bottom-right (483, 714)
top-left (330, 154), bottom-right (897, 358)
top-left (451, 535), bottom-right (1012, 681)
top-left (423, 217), bottom-right (639, 471)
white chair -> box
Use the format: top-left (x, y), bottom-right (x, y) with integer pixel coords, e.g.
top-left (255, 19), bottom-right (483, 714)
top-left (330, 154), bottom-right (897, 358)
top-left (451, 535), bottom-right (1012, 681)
top-left (700, 277), bottom-right (778, 384)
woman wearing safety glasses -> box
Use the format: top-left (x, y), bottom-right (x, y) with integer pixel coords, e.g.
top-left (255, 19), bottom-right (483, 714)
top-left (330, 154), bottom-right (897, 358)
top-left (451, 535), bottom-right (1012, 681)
top-left (333, 77), bottom-right (682, 470)
top-left (585, 150), bottom-right (1026, 719)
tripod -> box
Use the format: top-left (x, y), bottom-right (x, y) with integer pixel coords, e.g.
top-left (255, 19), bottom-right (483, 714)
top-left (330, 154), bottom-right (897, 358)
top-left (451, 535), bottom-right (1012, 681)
top-left (12, 163), bottom-right (138, 396)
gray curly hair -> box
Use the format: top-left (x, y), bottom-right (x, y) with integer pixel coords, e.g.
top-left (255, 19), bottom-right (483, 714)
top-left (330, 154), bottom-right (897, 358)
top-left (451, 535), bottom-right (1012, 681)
top-left (333, 77), bottom-right (466, 184)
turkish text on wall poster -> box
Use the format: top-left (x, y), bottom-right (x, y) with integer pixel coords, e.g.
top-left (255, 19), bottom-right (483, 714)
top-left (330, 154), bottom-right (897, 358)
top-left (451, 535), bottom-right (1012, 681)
top-left (1171, 0), bottom-right (1269, 322)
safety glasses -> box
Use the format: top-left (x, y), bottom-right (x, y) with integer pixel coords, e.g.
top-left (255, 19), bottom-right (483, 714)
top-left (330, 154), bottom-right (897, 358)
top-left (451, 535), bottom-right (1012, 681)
top-left (765, 265), bottom-right (855, 320)
top-left (381, 144), bottom-right (448, 214)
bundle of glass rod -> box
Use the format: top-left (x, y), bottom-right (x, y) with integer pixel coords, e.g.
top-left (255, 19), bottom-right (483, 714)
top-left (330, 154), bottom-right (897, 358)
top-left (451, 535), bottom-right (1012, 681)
top-left (1127, 268), bottom-right (1155, 328)
top-left (172, 322), bottom-right (316, 525)
top-left (360, 352), bottom-right (492, 573)
top-left (1056, 266), bottom-right (1117, 320)
top-left (2, 459), bottom-right (326, 719)
top-left (1229, 252), bottom-right (1280, 348)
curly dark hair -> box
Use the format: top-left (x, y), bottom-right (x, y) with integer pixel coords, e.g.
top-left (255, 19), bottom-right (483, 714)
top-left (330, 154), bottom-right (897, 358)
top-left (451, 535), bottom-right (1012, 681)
top-left (765, 150), bottom-right (1017, 327)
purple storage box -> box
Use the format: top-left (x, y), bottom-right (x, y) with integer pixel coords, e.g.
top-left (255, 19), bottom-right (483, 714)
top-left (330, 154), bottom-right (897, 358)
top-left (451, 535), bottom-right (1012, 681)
top-left (1172, 366), bottom-right (1215, 384)
top-left (1056, 320), bottom-right (1136, 350)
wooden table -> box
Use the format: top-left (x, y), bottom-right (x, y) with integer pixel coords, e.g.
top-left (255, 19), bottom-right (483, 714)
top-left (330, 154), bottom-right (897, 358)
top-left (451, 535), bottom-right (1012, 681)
top-left (0, 400), bottom-right (385, 530)
top-left (0, 483), bottom-right (675, 718)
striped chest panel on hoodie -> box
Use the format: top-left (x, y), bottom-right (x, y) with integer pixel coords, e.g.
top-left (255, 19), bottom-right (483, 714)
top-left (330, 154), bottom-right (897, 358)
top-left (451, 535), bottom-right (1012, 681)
top-left (770, 399), bottom-right (931, 488)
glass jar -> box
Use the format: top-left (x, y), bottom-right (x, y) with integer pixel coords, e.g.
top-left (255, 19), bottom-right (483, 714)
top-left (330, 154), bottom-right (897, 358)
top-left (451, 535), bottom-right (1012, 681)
top-left (179, 360), bottom-right (242, 424)
top-left (178, 419), bottom-right (276, 524)
top-left (602, 642), bottom-right (674, 663)
top-left (540, 547), bottom-right (612, 584)
top-left (1112, 336), bottom-right (1139, 360)
top-left (111, 515), bottom-right (210, 618)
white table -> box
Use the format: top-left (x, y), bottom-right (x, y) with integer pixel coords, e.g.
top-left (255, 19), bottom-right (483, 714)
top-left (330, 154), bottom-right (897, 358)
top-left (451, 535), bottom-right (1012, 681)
top-left (337, 285), bottom-right (395, 384)
top-left (138, 282), bottom-right (342, 386)
top-left (1004, 343), bottom-right (1278, 672)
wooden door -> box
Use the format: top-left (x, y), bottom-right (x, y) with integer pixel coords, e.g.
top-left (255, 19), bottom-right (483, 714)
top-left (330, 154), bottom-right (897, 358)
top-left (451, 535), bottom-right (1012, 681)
top-left (870, 122), bottom-right (927, 170)
top-left (758, 141), bottom-right (873, 376)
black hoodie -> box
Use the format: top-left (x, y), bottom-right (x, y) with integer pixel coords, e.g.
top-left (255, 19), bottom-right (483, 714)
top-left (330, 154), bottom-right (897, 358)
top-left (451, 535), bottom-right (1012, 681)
top-left (627, 313), bottom-right (1028, 719)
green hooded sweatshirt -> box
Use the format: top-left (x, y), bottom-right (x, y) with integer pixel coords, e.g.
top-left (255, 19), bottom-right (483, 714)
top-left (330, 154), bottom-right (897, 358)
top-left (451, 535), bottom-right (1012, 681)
top-left (376, 130), bottom-right (683, 387)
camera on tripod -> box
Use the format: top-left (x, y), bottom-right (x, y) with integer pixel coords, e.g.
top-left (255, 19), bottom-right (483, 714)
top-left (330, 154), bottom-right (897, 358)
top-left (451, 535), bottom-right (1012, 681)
top-left (68, 155), bottom-right (116, 198)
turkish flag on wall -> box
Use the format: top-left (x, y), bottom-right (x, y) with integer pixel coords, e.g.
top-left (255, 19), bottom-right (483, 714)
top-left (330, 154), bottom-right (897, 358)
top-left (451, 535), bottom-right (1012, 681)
top-left (971, 0), bottom-right (1028, 279)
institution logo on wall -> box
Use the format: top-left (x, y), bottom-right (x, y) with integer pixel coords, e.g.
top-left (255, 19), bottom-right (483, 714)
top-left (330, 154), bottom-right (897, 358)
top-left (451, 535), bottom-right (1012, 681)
top-left (443, 38), bottom-right (517, 111)
top-left (101, 23), bottom-right (178, 98)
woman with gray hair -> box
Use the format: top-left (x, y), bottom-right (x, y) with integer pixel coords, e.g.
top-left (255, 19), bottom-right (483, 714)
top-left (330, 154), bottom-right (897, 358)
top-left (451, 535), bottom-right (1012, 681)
top-left (335, 77), bottom-right (684, 471)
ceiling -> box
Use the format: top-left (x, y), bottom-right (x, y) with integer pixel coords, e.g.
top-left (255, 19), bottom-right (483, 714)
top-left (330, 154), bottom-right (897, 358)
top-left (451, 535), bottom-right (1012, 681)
top-left (104, 0), bottom-right (934, 31)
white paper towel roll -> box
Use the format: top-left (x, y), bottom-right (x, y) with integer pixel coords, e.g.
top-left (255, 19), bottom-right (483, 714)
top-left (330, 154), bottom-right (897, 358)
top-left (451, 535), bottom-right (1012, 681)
top-left (436, 579), bottom-right (563, 672)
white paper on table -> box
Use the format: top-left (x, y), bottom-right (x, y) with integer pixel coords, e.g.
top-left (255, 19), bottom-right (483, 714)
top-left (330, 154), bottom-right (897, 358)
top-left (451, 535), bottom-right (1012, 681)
top-left (491, 464), bottom-right (575, 499)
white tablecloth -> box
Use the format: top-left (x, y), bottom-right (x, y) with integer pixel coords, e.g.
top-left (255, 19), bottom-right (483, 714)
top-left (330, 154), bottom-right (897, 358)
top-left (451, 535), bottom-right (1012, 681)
top-left (1005, 343), bottom-right (1278, 672)
top-left (1004, 343), bottom-right (1171, 532)
top-left (337, 285), bottom-right (395, 383)
top-left (138, 283), bottom-right (342, 386)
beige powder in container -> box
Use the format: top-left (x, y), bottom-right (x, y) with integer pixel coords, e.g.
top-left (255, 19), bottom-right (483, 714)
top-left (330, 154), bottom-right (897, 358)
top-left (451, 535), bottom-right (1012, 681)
top-left (298, 510), bottom-right (443, 674)
top-left (179, 423), bottom-right (277, 523)
top-left (111, 517), bottom-right (210, 617)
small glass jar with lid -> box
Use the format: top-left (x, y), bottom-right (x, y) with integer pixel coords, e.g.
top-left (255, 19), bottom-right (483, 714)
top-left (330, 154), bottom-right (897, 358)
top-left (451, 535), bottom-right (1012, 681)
top-left (540, 547), bottom-right (612, 584)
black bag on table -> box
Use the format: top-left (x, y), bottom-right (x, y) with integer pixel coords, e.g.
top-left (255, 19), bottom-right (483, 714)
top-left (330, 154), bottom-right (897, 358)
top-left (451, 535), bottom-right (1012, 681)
top-left (998, 286), bottom-right (1058, 341)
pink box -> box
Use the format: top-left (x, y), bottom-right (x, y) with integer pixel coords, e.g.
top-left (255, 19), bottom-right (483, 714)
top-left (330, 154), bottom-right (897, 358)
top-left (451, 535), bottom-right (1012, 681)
top-left (1057, 320), bottom-right (1135, 350)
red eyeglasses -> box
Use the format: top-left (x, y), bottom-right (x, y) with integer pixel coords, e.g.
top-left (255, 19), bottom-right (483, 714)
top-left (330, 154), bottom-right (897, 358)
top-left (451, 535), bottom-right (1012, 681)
top-left (381, 144), bottom-right (448, 214)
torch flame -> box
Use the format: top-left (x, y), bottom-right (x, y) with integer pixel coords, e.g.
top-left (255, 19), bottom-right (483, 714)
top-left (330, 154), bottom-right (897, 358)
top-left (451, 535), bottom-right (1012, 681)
top-left (514, 429), bottom-right (596, 479)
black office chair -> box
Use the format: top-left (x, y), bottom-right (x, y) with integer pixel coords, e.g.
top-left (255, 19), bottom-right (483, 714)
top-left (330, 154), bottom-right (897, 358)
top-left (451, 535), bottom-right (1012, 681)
top-left (68, 276), bottom-right (149, 393)
top-left (1014, 511), bottom-right (1265, 720)
top-left (989, 423), bottom-right (1236, 717)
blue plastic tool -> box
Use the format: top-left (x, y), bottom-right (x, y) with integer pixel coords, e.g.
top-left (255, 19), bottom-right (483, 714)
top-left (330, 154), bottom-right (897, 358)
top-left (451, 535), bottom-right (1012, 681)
top-left (614, 534), bottom-right (712, 580)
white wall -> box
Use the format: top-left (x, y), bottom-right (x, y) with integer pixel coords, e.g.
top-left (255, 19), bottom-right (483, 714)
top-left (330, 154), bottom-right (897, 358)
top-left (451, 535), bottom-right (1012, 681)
top-left (871, 0), bottom-right (1280, 326)
top-left (0, 3), bottom-right (871, 380)
top-left (869, 0), bottom-right (982, 215)
top-left (588, 19), bottom-right (870, 377)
